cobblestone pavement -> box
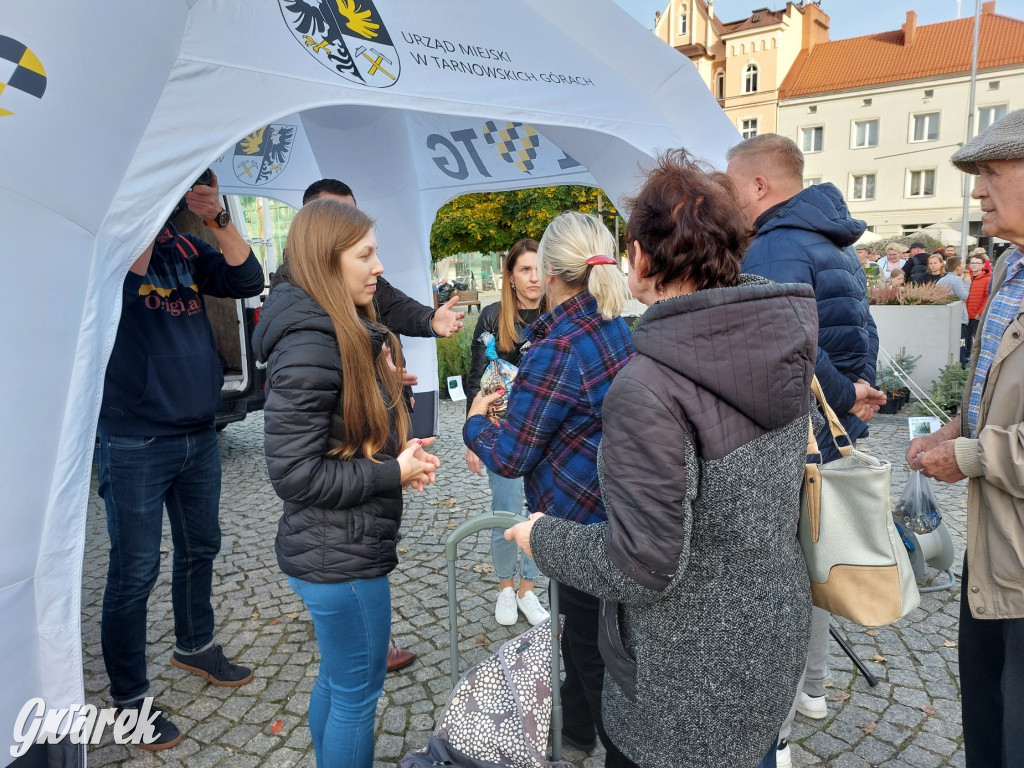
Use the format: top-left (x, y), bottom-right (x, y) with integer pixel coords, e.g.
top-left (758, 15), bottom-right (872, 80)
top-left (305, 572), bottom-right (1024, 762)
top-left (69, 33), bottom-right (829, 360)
top-left (81, 402), bottom-right (968, 767)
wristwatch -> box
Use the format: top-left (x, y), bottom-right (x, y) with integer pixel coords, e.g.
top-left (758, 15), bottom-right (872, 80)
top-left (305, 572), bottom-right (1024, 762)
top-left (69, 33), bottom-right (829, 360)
top-left (204, 209), bottom-right (231, 229)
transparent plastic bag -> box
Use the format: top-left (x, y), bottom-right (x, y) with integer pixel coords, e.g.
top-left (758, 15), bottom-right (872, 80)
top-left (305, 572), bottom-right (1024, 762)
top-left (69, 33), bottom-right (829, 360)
top-left (478, 331), bottom-right (518, 424)
top-left (893, 470), bottom-right (943, 535)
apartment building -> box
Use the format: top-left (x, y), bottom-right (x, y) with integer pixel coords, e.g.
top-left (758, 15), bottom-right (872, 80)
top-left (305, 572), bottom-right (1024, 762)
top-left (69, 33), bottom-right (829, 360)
top-left (776, 2), bottom-right (1024, 238)
top-left (655, 1), bottom-right (1024, 239)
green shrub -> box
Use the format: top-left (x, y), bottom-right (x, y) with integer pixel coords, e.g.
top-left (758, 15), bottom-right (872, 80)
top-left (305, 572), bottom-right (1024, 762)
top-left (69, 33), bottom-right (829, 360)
top-left (436, 322), bottom-right (475, 397)
top-left (912, 363), bottom-right (969, 416)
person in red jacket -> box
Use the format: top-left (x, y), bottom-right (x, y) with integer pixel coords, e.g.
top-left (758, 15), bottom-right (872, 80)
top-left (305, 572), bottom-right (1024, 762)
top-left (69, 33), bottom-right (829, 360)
top-left (965, 251), bottom-right (991, 359)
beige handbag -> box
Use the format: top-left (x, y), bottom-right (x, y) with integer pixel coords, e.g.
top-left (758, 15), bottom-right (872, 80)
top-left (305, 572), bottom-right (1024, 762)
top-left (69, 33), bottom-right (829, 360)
top-left (799, 377), bottom-right (920, 627)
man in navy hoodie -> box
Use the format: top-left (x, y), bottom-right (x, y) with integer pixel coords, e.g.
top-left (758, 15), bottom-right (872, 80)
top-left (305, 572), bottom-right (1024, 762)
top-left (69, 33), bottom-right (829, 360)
top-left (97, 170), bottom-right (264, 750)
top-left (727, 134), bottom-right (885, 768)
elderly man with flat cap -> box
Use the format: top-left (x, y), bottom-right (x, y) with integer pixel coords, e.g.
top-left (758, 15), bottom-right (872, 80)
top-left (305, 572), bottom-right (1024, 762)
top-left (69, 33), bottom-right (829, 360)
top-left (906, 108), bottom-right (1024, 767)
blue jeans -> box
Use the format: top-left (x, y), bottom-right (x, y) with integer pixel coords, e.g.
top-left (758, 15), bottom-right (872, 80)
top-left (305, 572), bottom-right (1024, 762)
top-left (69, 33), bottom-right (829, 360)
top-left (97, 427), bottom-right (222, 704)
top-left (487, 471), bottom-right (538, 581)
top-left (288, 575), bottom-right (391, 768)
top-left (756, 736), bottom-right (780, 767)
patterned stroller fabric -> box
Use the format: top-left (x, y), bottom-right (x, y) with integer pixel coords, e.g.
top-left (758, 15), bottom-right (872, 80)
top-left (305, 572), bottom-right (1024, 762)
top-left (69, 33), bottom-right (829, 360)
top-left (401, 617), bottom-right (574, 768)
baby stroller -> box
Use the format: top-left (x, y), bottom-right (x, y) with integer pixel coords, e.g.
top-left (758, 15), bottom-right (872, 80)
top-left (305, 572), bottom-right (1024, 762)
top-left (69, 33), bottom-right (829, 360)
top-left (401, 511), bottom-right (574, 768)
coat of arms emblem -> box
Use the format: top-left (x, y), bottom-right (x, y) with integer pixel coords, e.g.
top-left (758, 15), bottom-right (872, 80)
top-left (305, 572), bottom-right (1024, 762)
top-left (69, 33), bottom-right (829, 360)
top-left (279, 0), bottom-right (400, 88)
top-left (233, 124), bottom-right (296, 186)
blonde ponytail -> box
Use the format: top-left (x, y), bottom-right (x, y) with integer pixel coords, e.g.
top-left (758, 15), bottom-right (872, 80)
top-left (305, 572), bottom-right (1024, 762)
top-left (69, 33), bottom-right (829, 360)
top-left (537, 211), bottom-right (628, 319)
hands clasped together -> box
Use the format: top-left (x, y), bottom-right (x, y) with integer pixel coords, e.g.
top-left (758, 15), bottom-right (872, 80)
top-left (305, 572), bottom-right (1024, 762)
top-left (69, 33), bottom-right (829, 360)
top-left (398, 438), bottom-right (440, 492)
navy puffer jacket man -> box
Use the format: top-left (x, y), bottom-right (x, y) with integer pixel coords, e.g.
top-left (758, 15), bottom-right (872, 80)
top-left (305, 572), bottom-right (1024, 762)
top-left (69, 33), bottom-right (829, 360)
top-left (727, 136), bottom-right (882, 459)
top-left (727, 134), bottom-right (885, 766)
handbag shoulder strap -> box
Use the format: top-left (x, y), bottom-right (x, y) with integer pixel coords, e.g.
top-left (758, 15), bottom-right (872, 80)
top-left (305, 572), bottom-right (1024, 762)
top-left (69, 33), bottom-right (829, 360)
top-left (810, 376), bottom-right (853, 458)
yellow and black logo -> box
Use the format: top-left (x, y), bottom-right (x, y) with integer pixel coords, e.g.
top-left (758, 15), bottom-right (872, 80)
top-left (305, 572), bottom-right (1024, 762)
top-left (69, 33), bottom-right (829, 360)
top-left (483, 121), bottom-right (540, 174)
top-left (0, 36), bottom-right (46, 117)
top-left (233, 123), bottom-right (296, 186)
top-left (278, 0), bottom-right (400, 88)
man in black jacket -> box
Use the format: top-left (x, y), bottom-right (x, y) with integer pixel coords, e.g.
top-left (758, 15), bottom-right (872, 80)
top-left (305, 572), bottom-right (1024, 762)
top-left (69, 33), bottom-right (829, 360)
top-left (902, 241), bottom-right (930, 284)
top-left (300, 179), bottom-right (465, 340)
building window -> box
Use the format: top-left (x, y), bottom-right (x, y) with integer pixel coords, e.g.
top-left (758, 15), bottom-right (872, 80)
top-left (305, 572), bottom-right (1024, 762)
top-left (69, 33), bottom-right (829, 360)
top-left (853, 119), bottom-right (879, 148)
top-left (911, 112), bottom-right (940, 142)
top-left (989, 80), bottom-right (1000, 90)
top-left (908, 169), bottom-right (936, 198)
top-left (741, 119), bottom-right (758, 139)
top-left (743, 64), bottom-right (759, 94)
top-left (902, 223), bottom-right (931, 236)
top-left (979, 104), bottom-right (1008, 132)
top-left (851, 174), bottom-right (876, 201)
top-left (715, 72), bottom-right (725, 100)
top-left (680, 13), bottom-right (687, 35)
top-left (803, 177), bottom-right (821, 188)
top-left (801, 126), bottom-right (824, 153)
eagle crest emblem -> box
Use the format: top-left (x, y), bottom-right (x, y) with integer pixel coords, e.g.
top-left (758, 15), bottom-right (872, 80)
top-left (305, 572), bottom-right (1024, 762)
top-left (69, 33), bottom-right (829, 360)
top-left (279, 0), bottom-right (400, 87)
top-left (233, 123), bottom-right (296, 186)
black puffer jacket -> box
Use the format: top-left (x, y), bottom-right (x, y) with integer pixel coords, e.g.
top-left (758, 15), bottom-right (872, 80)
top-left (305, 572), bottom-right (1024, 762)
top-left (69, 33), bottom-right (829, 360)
top-left (531, 276), bottom-right (818, 767)
top-left (253, 280), bottom-right (403, 583)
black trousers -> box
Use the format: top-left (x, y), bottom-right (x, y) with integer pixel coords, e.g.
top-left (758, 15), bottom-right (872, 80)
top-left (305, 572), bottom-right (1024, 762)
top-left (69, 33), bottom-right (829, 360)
top-left (557, 582), bottom-right (638, 768)
top-left (959, 558), bottom-right (1024, 768)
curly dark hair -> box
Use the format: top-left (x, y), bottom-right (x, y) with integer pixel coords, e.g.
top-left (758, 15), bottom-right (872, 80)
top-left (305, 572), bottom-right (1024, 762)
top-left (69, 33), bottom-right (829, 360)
top-left (624, 149), bottom-right (748, 292)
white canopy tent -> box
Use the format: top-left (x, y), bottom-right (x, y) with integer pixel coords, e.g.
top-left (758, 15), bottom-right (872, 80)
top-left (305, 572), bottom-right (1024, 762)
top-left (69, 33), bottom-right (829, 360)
top-left (1, 1), bottom-right (736, 761)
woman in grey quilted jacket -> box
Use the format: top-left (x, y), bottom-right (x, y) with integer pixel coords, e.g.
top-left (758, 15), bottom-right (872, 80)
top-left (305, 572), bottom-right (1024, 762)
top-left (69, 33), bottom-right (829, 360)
top-left (254, 198), bottom-right (439, 768)
top-left (506, 150), bottom-right (818, 768)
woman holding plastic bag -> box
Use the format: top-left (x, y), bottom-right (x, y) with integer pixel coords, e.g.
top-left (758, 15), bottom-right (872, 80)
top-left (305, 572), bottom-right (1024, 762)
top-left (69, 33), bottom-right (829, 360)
top-left (464, 212), bottom-right (634, 765)
top-left (464, 238), bottom-right (549, 627)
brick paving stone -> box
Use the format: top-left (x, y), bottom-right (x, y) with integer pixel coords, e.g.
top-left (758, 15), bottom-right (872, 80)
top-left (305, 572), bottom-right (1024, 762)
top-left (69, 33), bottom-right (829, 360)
top-left (80, 407), bottom-right (969, 766)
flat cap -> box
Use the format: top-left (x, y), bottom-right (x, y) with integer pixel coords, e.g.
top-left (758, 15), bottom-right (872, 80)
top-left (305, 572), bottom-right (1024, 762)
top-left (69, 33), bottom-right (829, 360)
top-left (952, 108), bottom-right (1024, 174)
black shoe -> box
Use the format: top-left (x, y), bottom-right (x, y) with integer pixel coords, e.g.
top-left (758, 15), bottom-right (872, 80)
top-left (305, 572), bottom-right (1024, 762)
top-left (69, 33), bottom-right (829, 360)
top-left (560, 731), bottom-right (597, 753)
top-left (171, 644), bottom-right (253, 687)
top-left (115, 703), bottom-right (182, 751)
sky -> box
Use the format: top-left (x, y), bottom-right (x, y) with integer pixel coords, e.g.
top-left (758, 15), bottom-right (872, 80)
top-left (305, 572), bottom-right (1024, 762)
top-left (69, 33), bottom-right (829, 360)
top-left (613, 0), bottom-right (1024, 41)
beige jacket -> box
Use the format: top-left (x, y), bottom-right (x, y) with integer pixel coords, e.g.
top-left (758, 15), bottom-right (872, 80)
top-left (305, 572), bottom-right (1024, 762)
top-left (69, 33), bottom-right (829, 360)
top-left (953, 248), bottom-right (1024, 620)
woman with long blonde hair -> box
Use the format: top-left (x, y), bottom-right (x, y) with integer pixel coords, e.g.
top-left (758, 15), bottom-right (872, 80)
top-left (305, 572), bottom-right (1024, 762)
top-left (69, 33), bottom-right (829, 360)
top-left (464, 211), bottom-right (634, 763)
top-left (254, 198), bottom-right (439, 768)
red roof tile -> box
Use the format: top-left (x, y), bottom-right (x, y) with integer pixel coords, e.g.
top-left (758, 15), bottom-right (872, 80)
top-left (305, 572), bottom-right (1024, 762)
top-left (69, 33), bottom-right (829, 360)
top-left (780, 12), bottom-right (1024, 98)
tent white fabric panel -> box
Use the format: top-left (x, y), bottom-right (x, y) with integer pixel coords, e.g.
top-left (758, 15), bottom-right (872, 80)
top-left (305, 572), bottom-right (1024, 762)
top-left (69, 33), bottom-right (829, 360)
top-left (1, 2), bottom-right (738, 761)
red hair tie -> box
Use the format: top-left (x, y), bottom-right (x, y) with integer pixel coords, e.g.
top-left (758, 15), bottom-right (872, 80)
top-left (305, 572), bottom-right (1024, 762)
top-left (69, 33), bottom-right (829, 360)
top-left (586, 254), bottom-right (617, 266)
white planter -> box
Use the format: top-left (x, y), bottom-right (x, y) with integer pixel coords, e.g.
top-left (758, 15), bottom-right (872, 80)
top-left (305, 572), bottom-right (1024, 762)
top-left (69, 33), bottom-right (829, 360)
top-left (871, 302), bottom-right (963, 395)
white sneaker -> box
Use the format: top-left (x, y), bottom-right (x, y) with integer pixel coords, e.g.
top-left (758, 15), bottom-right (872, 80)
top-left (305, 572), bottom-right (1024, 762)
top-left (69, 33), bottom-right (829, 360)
top-left (796, 691), bottom-right (828, 719)
top-left (495, 587), bottom-right (518, 626)
top-left (516, 590), bottom-right (550, 626)
top-left (776, 739), bottom-right (792, 767)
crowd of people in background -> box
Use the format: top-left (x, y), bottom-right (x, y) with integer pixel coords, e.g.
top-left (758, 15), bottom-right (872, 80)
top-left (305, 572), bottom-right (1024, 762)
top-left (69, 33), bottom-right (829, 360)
top-left (855, 238), bottom-right (994, 365)
top-left (94, 105), bottom-right (1024, 768)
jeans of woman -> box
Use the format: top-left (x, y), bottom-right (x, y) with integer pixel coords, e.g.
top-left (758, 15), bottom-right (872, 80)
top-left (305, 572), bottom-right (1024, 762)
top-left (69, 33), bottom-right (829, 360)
top-left (287, 575), bottom-right (391, 768)
top-left (488, 470), bottom-right (539, 581)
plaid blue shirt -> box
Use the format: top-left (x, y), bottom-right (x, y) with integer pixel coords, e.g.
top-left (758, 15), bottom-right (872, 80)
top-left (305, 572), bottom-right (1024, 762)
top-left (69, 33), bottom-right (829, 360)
top-left (464, 292), bottom-right (634, 524)
top-left (968, 247), bottom-right (1024, 438)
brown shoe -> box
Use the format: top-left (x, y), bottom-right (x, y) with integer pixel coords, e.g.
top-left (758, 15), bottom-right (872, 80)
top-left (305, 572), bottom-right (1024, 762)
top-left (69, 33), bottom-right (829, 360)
top-left (387, 646), bottom-right (416, 672)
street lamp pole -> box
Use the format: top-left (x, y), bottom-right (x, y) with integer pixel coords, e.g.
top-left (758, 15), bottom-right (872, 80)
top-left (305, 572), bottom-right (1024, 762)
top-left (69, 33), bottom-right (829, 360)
top-left (959, 0), bottom-right (982, 257)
